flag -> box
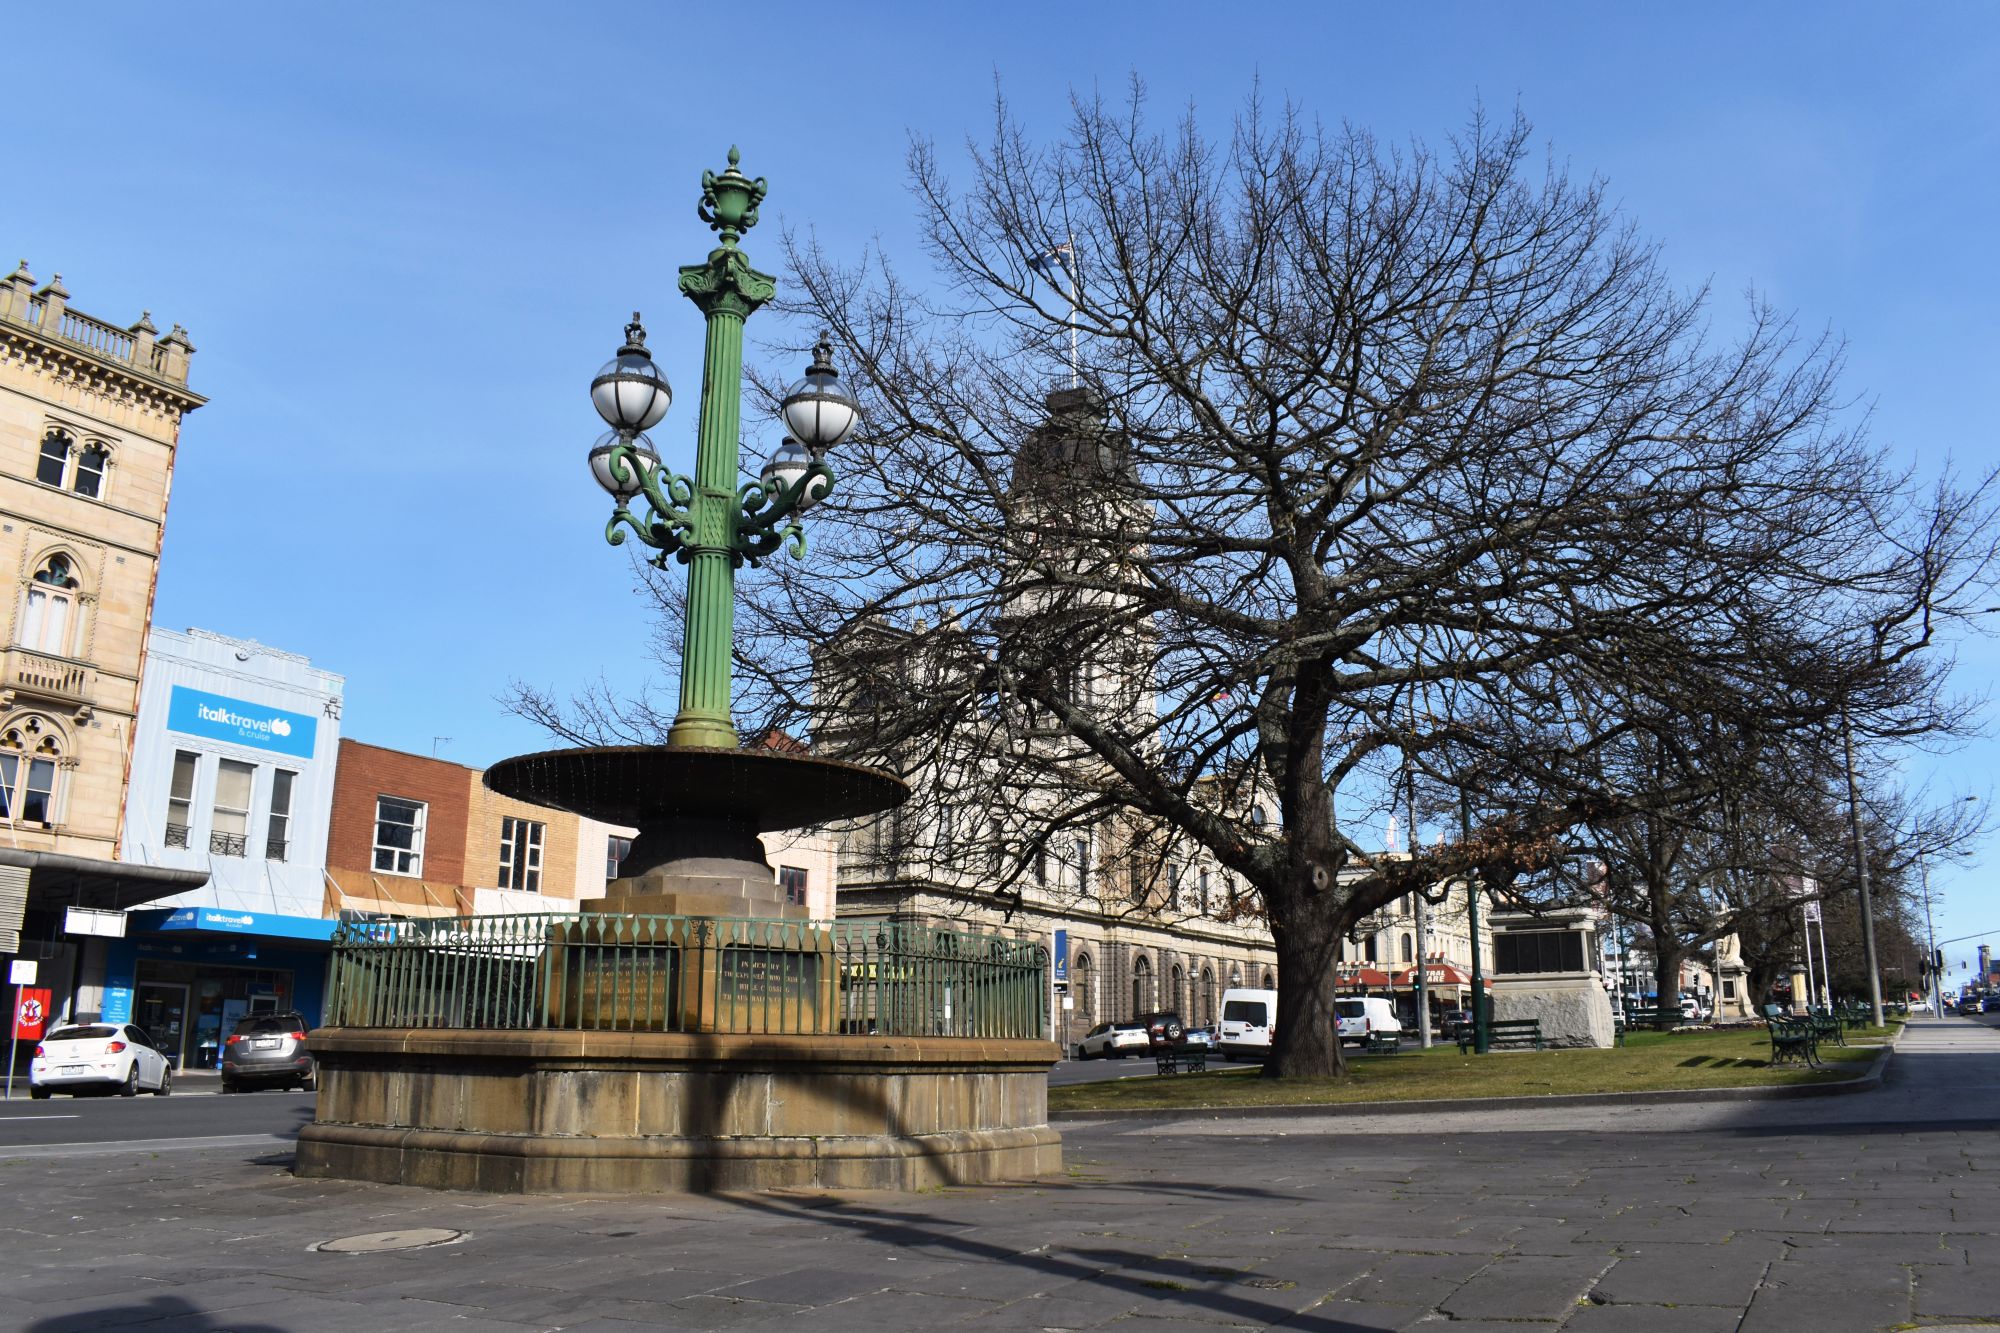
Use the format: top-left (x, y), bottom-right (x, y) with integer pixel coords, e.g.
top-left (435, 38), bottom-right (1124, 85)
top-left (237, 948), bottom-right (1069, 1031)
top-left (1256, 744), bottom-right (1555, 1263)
top-left (1385, 814), bottom-right (1400, 853)
top-left (1028, 242), bottom-right (1075, 286)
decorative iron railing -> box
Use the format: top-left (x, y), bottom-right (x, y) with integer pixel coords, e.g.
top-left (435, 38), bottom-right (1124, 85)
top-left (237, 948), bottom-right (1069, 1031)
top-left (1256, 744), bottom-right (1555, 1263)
top-left (323, 913), bottom-right (1050, 1040)
top-left (209, 831), bottom-right (248, 857)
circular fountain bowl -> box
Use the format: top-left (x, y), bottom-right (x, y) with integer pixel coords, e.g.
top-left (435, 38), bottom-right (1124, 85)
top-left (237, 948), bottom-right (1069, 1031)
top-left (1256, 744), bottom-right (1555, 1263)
top-left (483, 745), bottom-right (908, 833)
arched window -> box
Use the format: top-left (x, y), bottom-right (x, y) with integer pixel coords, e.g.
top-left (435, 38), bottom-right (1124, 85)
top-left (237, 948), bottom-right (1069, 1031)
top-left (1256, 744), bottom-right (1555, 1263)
top-left (1170, 963), bottom-right (1184, 1014)
top-left (1074, 952), bottom-right (1095, 1023)
top-left (20, 554), bottom-right (79, 656)
top-left (1401, 933), bottom-right (1414, 963)
top-left (1365, 934), bottom-right (1379, 963)
top-left (73, 444), bottom-right (108, 499)
top-left (35, 430), bottom-right (70, 487)
top-left (1261, 969), bottom-right (1275, 990)
top-left (1132, 954), bottom-right (1152, 1015)
top-left (1200, 967), bottom-right (1215, 1025)
top-left (0, 720), bottom-right (62, 824)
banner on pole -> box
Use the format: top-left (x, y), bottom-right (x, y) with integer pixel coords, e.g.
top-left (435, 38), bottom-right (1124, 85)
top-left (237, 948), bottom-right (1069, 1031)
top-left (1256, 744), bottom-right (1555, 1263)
top-left (14, 988), bottom-right (51, 1040)
top-left (1802, 900), bottom-right (1823, 923)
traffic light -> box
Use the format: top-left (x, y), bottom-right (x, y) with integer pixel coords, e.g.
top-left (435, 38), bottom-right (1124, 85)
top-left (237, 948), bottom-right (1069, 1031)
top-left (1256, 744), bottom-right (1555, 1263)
top-left (1937, 948), bottom-right (1946, 977)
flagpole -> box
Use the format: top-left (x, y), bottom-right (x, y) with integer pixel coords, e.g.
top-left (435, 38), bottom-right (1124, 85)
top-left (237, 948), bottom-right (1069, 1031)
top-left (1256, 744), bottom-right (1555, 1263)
top-left (1065, 235), bottom-right (1079, 389)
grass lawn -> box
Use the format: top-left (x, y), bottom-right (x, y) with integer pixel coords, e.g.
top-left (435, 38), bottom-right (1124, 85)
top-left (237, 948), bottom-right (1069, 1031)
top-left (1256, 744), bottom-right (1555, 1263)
top-left (1048, 1025), bottom-right (1889, 1112)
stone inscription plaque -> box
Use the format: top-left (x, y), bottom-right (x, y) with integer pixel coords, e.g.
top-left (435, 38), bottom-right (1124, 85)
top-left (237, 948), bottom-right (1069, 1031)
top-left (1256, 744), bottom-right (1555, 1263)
top-left (718, 947), bottom-right (820, 1026)
top-left (567, 946), bottom-right (680, 1029)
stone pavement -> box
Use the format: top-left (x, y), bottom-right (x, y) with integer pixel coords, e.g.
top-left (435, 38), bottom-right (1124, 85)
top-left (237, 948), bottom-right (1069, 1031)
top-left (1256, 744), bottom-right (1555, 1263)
top-left (1, 1019), bottom-right (1996, 1332)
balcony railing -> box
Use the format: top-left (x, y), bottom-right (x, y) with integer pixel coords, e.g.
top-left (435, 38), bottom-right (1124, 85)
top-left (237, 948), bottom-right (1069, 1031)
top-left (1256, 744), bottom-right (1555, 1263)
top-left (209, 831), bottom-right (247, 857)
top-left (324, 913), bottom-right (1049, 1039)
top-left (164, 823), bottom-right (190, 849)
top-left (267, 838), bottom-right (288, 863)
top-left (3, 648), bottom-right (91, 705)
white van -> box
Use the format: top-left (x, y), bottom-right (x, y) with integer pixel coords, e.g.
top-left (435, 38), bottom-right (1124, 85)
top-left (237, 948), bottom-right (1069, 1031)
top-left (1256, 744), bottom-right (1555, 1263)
top-left (1335, 996), bottom-right (1402, 1046)
top-left (1217, 988), bottom-right (1278, 1060)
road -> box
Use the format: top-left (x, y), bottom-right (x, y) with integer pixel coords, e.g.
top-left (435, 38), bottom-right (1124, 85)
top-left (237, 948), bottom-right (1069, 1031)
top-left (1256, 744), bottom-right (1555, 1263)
top-left (0, 1085), bottom-right (313, 1153)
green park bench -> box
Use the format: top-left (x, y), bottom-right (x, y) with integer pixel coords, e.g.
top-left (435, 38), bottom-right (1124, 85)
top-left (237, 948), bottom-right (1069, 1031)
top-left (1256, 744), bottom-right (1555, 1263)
top-left (1806, 1009), bottom-right (1847, 1047)
top-left (1362, 1030), bottom-right (1402, 1055)
top-left (1461, 1017), bottom-right (1542, 1052)
top-left (1766, 1015), bottom-right (1819, 1067)
top-left (1154, 1043), bottom-right (1208, 1075)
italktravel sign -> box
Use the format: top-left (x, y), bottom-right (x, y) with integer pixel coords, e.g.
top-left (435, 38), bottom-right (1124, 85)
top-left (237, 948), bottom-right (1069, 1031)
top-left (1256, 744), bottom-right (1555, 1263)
top-left (167, 686), bottom-right (317, 759)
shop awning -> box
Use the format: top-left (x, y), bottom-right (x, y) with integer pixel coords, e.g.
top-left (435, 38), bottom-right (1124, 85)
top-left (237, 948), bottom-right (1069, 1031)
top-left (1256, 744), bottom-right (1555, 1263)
top-left (1392, 962), bottom-right (1483, 989)
top-left (1, 848), bottom-right (208, 913)
top-left (129, 906), bottom-right (336, 943)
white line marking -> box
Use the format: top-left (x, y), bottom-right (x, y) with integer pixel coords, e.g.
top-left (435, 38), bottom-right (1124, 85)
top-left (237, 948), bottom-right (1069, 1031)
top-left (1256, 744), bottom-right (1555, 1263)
top-left (0, 1115), bottom-right (78, 1120)
top-left (0, 1133), bottom-right (293, 1157)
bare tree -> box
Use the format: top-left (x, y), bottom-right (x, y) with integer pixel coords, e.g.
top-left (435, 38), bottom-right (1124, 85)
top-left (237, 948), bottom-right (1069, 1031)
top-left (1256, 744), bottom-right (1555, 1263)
top-left (524, 89), bottom-right (1997, 1077)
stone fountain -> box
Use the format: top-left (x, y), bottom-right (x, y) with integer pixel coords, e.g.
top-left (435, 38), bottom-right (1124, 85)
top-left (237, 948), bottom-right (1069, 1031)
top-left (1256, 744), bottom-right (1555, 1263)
top-left (294, 151), bottom-right (1062, 1193)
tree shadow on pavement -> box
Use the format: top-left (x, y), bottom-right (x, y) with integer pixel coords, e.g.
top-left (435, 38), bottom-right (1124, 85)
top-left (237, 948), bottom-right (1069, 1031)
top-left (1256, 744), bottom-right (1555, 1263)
top-left (27, 1294), bottom-right (291, 1333)
top-left (706, 1186), bottom-right (1413, 1331)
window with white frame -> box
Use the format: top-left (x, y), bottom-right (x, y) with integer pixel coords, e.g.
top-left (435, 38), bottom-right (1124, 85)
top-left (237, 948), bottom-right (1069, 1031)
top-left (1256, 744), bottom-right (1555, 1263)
top-left (165, 750), bottom-right (198, 848)
top-left (73, 445), bottom-right (108, 499)
top-left (606, 835), bottom-right (632, 880)
top-left (0, 722), bottom-right (60, 824)
top-left (34, 430), bottom-right (69, 487)
top-left (373, 796), bottom-right (426, 875)
top-left (19, 554), bottom-right (78, 656)
top-left (499, 816), bottom-right (544, 891)
top-left (266, 769), bottom-right (296, 862)
top-left (778, 865), bottom-right (808, 906)
top-left (210, 759), bottom-right (253, 857)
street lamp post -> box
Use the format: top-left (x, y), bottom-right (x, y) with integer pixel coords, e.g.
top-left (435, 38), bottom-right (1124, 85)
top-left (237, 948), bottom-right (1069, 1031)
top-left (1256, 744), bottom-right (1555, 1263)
top-left (1840, 707), bottom-right (1887, 1027)
top-left (589, 148), bottom-right (858, 749)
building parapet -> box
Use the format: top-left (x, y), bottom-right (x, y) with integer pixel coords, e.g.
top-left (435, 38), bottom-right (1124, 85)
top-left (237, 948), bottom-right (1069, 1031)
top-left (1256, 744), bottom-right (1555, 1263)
top-left (0, 259), bottom-right (199, 393)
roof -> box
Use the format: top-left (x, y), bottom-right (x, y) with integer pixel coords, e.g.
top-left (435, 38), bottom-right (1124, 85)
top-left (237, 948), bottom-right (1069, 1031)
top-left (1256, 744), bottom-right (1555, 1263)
top-left (0, 849), bottom-right (209, 912)
top-left (1009, 387), bottom-right (1134, 496)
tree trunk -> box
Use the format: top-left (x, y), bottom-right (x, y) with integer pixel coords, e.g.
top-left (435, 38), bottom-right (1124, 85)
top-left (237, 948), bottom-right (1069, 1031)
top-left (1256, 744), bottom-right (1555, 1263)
top-left (1264, 902), bottom-right (1346, 1078)
top-left (1652, 948), bottom-right (1685, 1030)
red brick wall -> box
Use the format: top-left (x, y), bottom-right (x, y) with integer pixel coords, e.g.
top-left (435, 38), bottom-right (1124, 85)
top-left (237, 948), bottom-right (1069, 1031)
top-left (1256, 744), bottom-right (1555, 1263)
top-left (326, 738), bottom-right (472, 885)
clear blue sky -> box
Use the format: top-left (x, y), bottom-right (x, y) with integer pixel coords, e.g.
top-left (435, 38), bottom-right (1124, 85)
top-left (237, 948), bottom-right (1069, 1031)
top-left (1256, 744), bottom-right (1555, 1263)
top-left (14, 4), bottom-right (2000, 967)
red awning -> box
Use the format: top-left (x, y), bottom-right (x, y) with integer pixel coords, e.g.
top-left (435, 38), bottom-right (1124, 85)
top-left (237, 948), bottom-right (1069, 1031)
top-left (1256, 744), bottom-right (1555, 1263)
top-left (1391, 962), bottom-right (1481, 988)
top-left (1334, 966), bottom-right (1393, 989)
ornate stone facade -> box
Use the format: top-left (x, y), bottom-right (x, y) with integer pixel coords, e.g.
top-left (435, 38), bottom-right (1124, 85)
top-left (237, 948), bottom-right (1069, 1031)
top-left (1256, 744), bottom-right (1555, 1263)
top-left (0, 260), bottom-right (202, 858)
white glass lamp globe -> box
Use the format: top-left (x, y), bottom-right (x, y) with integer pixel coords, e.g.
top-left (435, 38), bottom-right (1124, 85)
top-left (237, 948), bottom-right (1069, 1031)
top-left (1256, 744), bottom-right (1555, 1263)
top-left (760, 437), bottom-right (829, 510)
top-left (779, 335), bottom-right (860, 453)
top-left (588, 430), bottom-right (659, 498)
top-left (591, 315), bottom-right (673, 434)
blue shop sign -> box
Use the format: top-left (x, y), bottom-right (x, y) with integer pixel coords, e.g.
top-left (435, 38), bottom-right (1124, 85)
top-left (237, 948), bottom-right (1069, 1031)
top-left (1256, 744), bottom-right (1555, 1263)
top-left (167, 686), bottom-right (317, 759)
top-left (144, 907), bottom-right (336, 942)
top-left (1053, 928), bottom-right (1069, 982)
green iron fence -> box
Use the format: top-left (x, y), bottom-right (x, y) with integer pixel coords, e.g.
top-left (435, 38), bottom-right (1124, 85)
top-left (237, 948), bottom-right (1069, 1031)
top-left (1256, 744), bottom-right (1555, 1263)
top-left (323, 913), bottom-right (1050, 1040)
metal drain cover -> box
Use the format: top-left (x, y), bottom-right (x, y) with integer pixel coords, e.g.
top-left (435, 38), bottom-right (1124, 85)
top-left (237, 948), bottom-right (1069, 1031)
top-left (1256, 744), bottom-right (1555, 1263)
top-left (313, 1228), bottom-right (465, 1254)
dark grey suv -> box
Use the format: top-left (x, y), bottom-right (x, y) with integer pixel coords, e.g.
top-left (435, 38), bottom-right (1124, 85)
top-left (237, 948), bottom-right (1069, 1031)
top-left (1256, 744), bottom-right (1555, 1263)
top-left (220, 1012), bottom-right (316, 1092)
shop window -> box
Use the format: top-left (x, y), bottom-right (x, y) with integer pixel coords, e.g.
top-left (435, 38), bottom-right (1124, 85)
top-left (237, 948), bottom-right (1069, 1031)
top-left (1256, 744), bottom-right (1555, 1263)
top-left (73, 445), bottom-right (108, 499)
top-left (606, 835), bottom-right (631, 880)
top-left (0, 722), bottom-right (61, 825)
top-left (498, 816), bottom-right (543, 891)
top-left (35, 430), bottom-right (69, 486)
top-left (266, 769), bottom-right (296, 862)
top-left (165, 750), bottom-right (198, 848)
top-left (209, 759), bottom-right (253, 856)
top-left (778, 865), bottom-right (808, 906)
top-left (373, 796), bottom-right (426, 875)
top-left (20, 554), bottom-right (78, 656)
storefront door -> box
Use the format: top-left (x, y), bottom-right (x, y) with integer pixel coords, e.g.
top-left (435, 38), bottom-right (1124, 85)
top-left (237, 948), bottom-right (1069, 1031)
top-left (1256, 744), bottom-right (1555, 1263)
top-left (135, 983), bottom-right (191, 1071)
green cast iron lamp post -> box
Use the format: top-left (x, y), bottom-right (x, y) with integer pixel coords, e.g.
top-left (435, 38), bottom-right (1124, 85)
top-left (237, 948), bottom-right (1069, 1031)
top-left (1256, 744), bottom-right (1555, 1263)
top-left (588, 147), bottom-right (859, 750)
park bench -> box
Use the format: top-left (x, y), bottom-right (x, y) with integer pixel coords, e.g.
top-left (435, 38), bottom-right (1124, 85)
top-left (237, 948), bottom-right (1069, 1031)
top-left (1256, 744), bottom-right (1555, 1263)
top-left (1622, 1007), bottom-right (1669, 1034)
top-left (1154, 1043), bottom-right (1208, 1075)
top-left (1461, 1017), bottom-right (1542, 1052)
top-left (1362, 1030), bottom-right (1402, 1055)
top-left (1806, 1009), bottom-right (1847, 1047)
top-left (1766, 1016), bottom-right (1819, 1067)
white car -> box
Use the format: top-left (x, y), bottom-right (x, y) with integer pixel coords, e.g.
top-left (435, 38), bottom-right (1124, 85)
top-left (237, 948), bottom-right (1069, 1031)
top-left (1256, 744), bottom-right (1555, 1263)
top-left (1075, 1021), bottom-right (1151, 1059)
top-left (1908, 998), bottom-right (1935, 1014)
top-left (1335, 996), bottom-right (1402, 1046)
top-left (29, 1022), bottom-right (174, 1098)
